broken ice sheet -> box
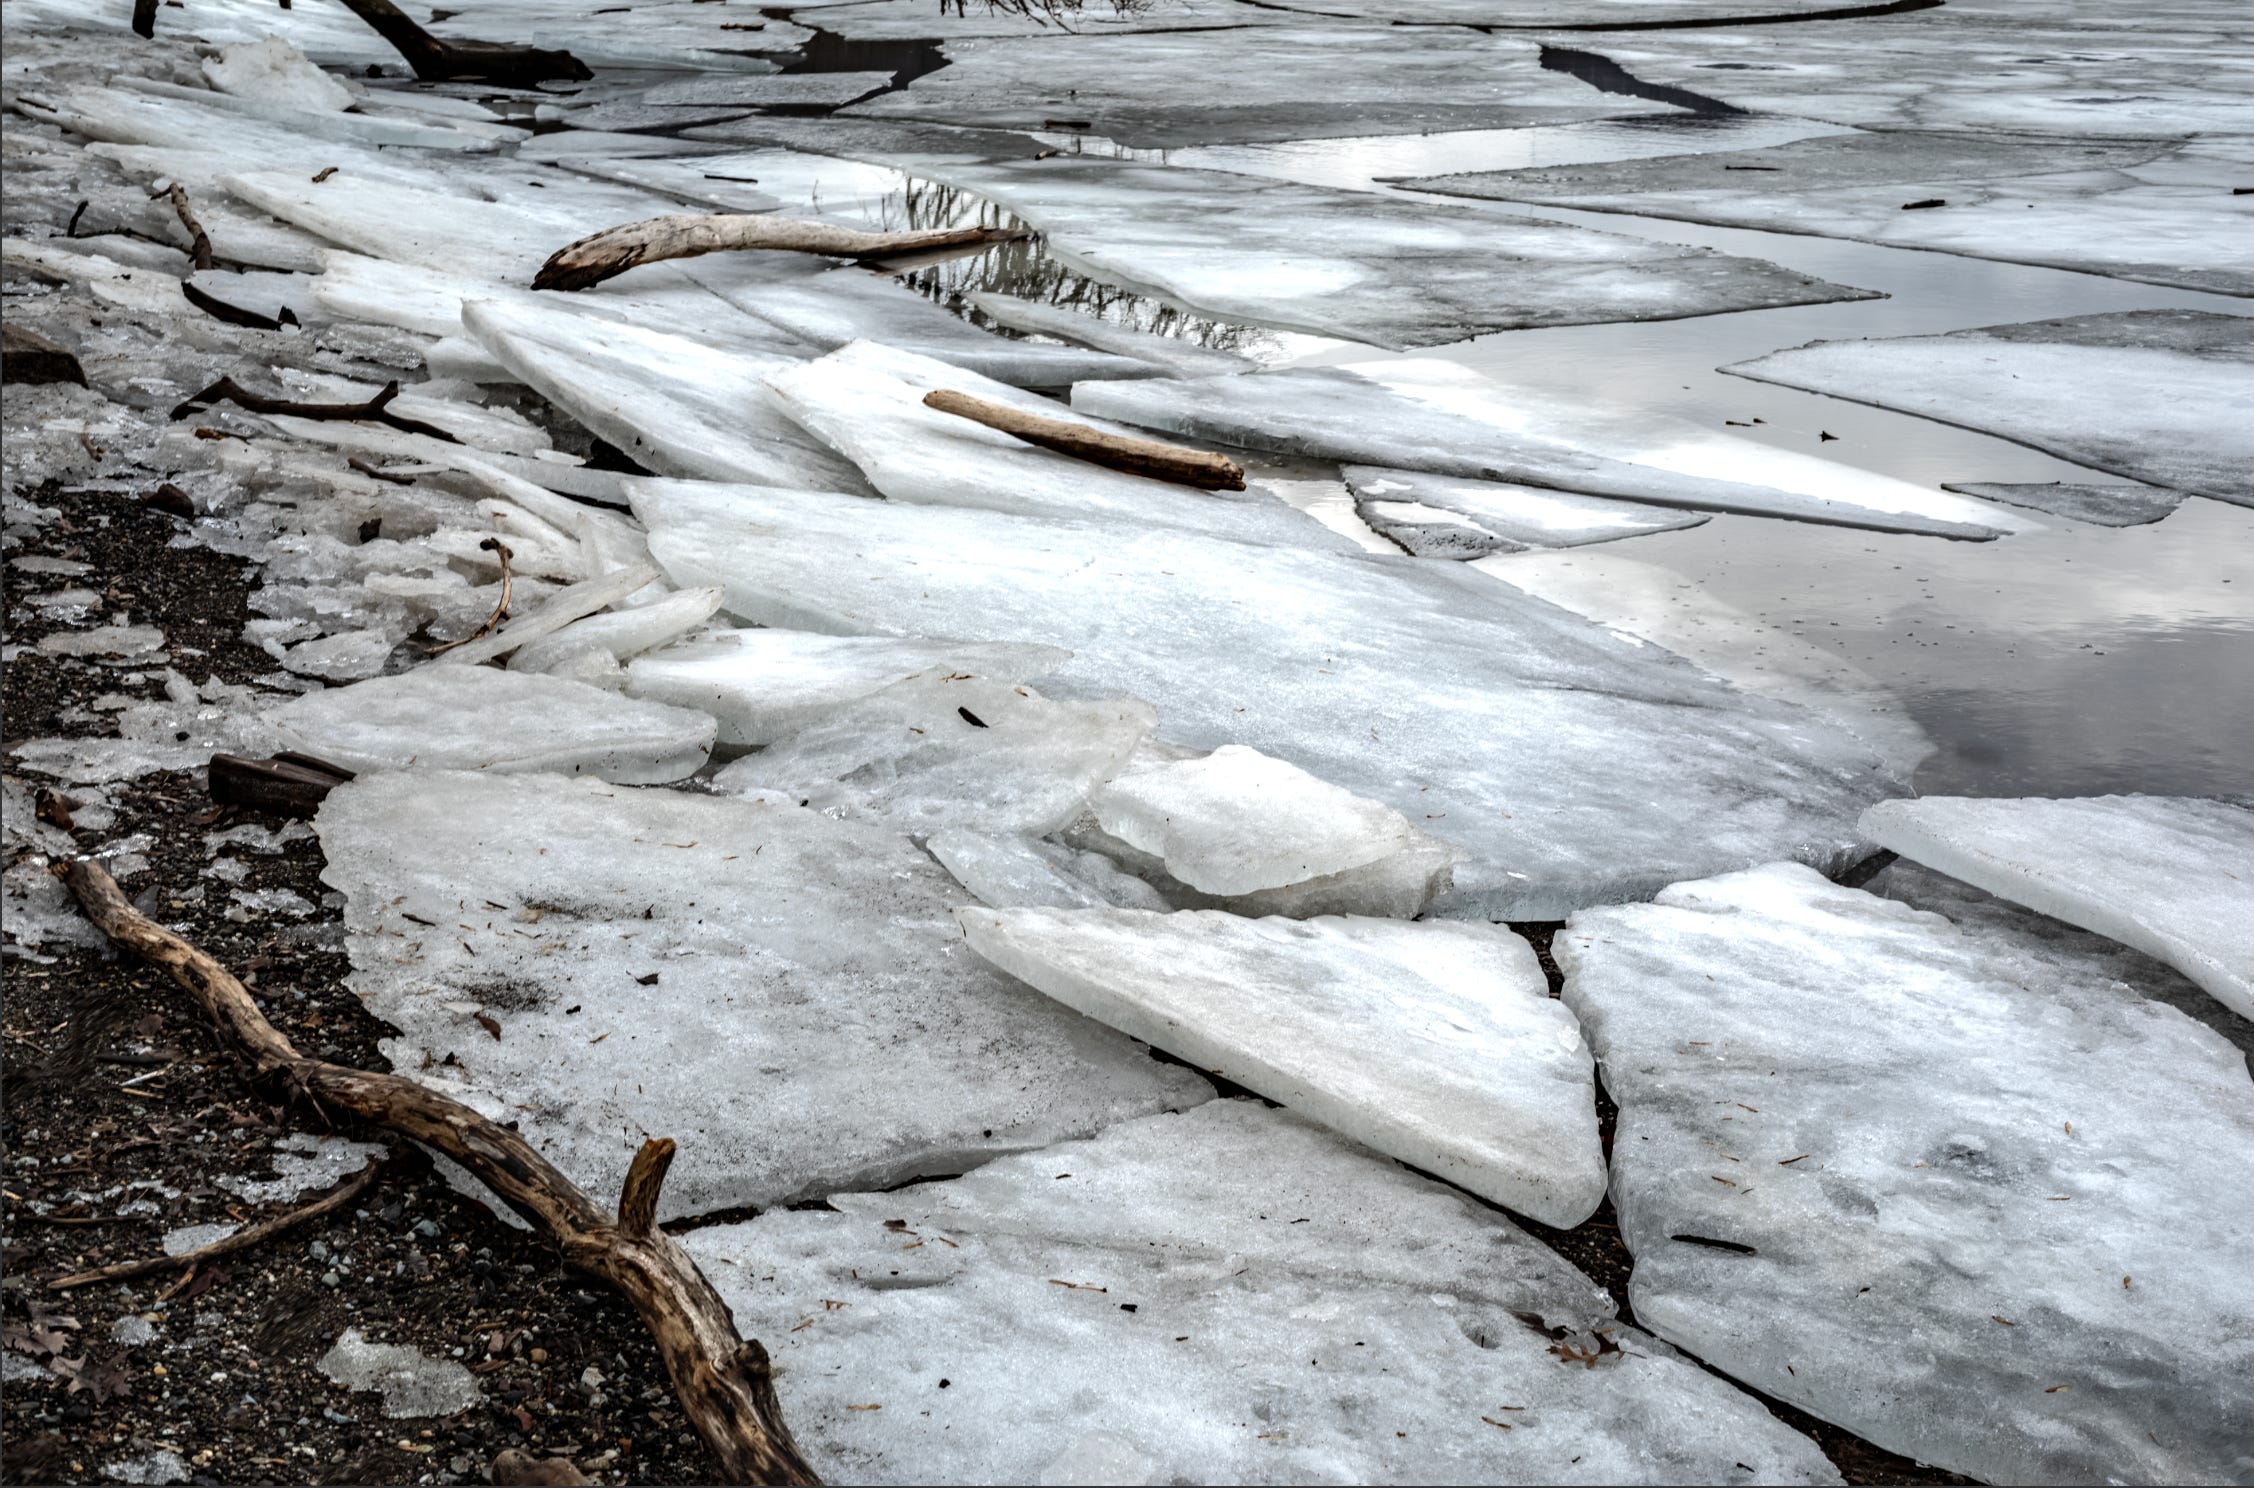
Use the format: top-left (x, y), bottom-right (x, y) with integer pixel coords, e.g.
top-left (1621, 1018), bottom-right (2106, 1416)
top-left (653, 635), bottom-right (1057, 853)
top-left (1347, 466), bottom-right (1705, 552)
top-left (965, 291), bottom-right (1256, 377)
top-left (1860, 794), bottom-right (2254, 1023)
top-left (1557, 862), bottom-right (2254, 1485)
top-left (317, 1329), bottom-right (479, 1419)
top-left (1724, 310), bottom-right (2254, 506)
top-left (1935, 481), bottom-right (2184, 528)
top-left (261, 667), bottom-right (716, 785)
top-left (928, 830), bottom-right (1171, 913)
top-left (716, 674), bottom-right (1154, 837)
top-left (316, 771), bottom-right (1209, 1218)
top-left (683, 1099), bottom-right (1839, 1485)
top-left (633, 479), bottom-right (1903, 920)
top-left (505, 586), bottom-right (726, 678)
top-left (963, 909), bottom-right (1604, 1226)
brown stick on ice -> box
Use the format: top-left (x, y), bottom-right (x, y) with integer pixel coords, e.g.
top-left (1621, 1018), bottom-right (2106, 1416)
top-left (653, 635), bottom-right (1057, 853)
top-left (165, 183), bottom-right (214, 272)
top-left (170, 376), bottom-right (461, 444)
top-left (922, 388), bottom-right (1247, 490)
top-left (534, 216), bottom-right (1029, 292)
top-left (424, 537), bottom-right (515, 655)
top-left (334, 0), bottom-right (591, 87)
top-left (49, 857), bottom-right (819, 1487)
top-left (50, 1156), bottom-right (385, 1290)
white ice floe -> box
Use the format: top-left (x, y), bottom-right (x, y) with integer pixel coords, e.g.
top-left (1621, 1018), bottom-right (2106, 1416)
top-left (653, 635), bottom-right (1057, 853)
top-left (624, 628), bottom-right (1070, 747)
top-left (927, 830), bottom-right (1172, 913)
top-left (263, 666), bottom-right (715, 784)
top-left (961, 909), bottom-right (1604, 1226)
top-left (1076, 361), bottom-right (2016, 537)
top-left (683, 1099), bottom-right (1840, 1485)
top-left (715, 674), bottom-right (1155, 837)
top-left (1346, 466), bottom-right (1706, 553)
top-left (317, 1329), bottom-right (480, 1419)
top-left (1556, 862), bottom-right (2254, 1485)
top-left (1861, 794), bottom-right (2254, 1022)
top-left (506, 586), bottom-right (726, 678)
top-left (428, 562), bottom-right (662, 670)
top-left (965, 291), bottom-right (1256, 377)
top-left (1725, 310), bottom-right (2254, 506)
top-left (316, 771), bottom-right (1209, 1217)
top-left (201, 37), bottom-right (356, 115)
top-left (633, 480), bottom-right (1902, 919)
top-left (764, 341), bottom-right (1348, 548)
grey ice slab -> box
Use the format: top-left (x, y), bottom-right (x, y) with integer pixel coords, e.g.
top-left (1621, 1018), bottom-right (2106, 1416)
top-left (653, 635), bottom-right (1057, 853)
top-left (316, 771), bottom-right (1210, 1219)
top-left (1861, 794), bottom-right (2254, 1023)
top-left (1725, 310), bottom-right (2254, 506)
top-left (683, 1099), bottom-right (1839, 1485)
top-left (1401, 131), bottom-right (2254, 298)
top-left (1938, 481), bottom-right (2185, 527)
top-left (1346, 466), bottom-right (1707, 551)
top-left (961, 908), bottom-right (1604, 1226)
top-left (966, 291), bottom-right (1256, 377)
top-left (640, 73), bottom-right (895, 110)
top-left (1556, 862), bottom-right (2254, 1486)
top-left (630, 480), bottom-right (1903, 920)
top-left (460, 298), bottom-right (868, 492)
top-left (262, 667), bottom-right (716, 784)
top-left (890, 154), bottom-right (1871, 349)
top-left (1076, 363), bottom-right (2013, 538)
top-left (928, 830), bottom-right (1172, 913)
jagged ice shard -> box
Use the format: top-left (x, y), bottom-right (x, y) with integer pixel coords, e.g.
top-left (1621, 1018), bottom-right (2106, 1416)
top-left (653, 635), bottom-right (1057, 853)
top-left (1557, 863), bottom-right (2254, 1486)
top-left (630, 480), bottom-right (1902, 919)
top-left (683, 1100), bottom-right (1842, 1486)
top-left (315, 771), bottom-right (1211, 1220)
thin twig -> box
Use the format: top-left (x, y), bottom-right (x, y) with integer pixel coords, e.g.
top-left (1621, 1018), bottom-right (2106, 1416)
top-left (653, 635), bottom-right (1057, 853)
top-left (165, 182), bottom-right (214, 272)
top-left (424, 537), bottom-right (514, 655)
top-left (171, 377), bottom-right (461, 444)
top-left (49, 1157), bottom-right (384, 1291)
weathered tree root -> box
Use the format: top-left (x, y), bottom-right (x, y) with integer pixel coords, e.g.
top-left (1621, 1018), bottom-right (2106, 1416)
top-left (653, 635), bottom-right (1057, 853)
top-left (534, 215), bottom-right (1029, 292)
top-left (336, 0), bottom-right (592, 87)
top-left (51, 1155), bottom-right (385, 1291)
top-left (171, 376), bottom-right (461, 444)
top-left (923, 388), bottom-right (1247, 490)
top-left (51, 858), bottom-right (819, 1487)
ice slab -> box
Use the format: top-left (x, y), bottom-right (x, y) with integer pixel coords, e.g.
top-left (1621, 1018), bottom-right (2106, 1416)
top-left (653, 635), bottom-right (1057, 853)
top-left (927, 830), bottom-right (1172, 913)
top-left (632, 481), bottom-right (1901, 919)
top-left (1725, 311), bottom-right (2254, 506)
top-left (507, 586), bottom-right (726, 678)
top-left (889, 154), bottom-right (1871, 349)
top-left (624, 628), bottom-right (1070, 747)
top-left (682, 1099), bottom-right (1840, 1484)
top-left (1346, 466), bottom-right (1706, 552)
top-left (263, 667), bottom-right (715, 784)
top-left (1556, 862), bottom-right (2254, 1485)
top-left (1090, 744), bottom-right (1453, 898)
top-left (965, 291), bottom-right (1256, 377)
top-left (715, 675), bottom-right (1155, 837)
top-left (317, 1329), bottom-right (479, 1419)
top-left (316, 771), bottom-right (1210, 1217)
top-left (1935, 481), bottom-right (2184, 528)
top-left (1860, 794), bottom-right (2254, 1023)
top-left (1403, 131), bottom-right (2254, 298)
top-left (963, 909), bottom-right (1603, 1226)
top-left (764, 341), bottom-right (1349, 549)
top-left (641, 72), bottom-right (894, 110)
top-left (460, 298), bottom-right (867, 492)
top-left (1075, 362), bottom-right (2013, 538)
top-left (202, 37), bottom-right (355, 114)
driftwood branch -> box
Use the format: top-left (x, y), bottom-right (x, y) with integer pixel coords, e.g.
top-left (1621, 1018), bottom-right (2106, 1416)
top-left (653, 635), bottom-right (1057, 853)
top-left (424, 537), bottom-right (515, 655)
top-left (923, 388), bottom-right (1247, 490)
top-left (207, 752), bottom-right (356, 818)
top-left (171, 376), bottom-right (460, 444)
top-left (50, 1156), bottom-right (385, 1291)
top-left (165, 182), bottom-right (213, 272)
top-left (50, 858), bottom-right (818, 1486)
top-left (131, 0), bottom-right (156, 39)
top-left (334, 0), bottom-right (592, 87)
top-left (534, 217), bottom-right (1030, 292)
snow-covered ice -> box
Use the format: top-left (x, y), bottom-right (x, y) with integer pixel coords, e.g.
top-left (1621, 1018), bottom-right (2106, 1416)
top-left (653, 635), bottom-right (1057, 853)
top-left (1345, 466), bottom-right (1706, 553)
top-left (1557, 862), bottom-right (2254, 1485)
top-left (961, 909), bottom-right (1604, 1226)
top-left (682, 1099), bottom-right (1839, 1485)
top-left (1861, 794), bottom-right (2254, 1022)
top-left (316, 771), bottom-right (1209, 1218)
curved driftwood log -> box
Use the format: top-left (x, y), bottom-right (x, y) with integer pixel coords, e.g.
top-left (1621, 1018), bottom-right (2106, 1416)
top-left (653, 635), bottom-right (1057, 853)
top-left (336, 0), bottom-right (592, 86)
top-left (53, 857), bottom-right (818, 1487)
top-left (922, 388), bottom-right (1247, 490)
top-left (534, 216), bottom-right (1029, 291)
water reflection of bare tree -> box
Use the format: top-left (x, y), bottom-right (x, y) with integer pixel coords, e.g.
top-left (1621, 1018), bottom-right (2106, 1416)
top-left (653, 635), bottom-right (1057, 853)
top-left (874, 175), bottom-right (1282, 357)
top-left (945, 0), bottom-right (1157, 20)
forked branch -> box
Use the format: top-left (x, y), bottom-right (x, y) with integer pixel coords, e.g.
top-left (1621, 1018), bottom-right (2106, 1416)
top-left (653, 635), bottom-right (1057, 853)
top-left (335, 0), bottom-right (592, 87)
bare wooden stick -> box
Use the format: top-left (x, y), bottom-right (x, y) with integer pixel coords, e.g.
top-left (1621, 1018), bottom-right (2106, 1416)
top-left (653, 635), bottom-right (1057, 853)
top-left (172, 376), bottom-right (461, 444)
top-left (208, 752), bottom-right (356, 819)
top-left (334, 0), bottom-right (591, 87)
top-left (922, 388), bottom-right (1247, 490)
top-left (131, 0), bottom-right (156, 38)
top-left (424, 537), bottom-right (514, 655)
top-left (50, 1156), bottom-right (384, 1290)
top-left (165, 183), bottom-right (213, 272)
top-left (534, 217), bottom-right (1029, 292)
top-left (50, 857), bottom-right (817, 1486)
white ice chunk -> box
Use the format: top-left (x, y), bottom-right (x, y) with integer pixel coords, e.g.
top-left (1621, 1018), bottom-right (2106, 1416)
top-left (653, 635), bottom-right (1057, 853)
top-left (201, 37), bottom-right (355, 114)
top-left (1860, 794), bottom-right (2254, 1023)
top-left (264, 667), bottom-right (715, 784)
top-left (966, 291), bottom-right (1255, 377)
top-left (317, 1329), bottom-right (479, 1419)
top-left (1556, 862), bottom-right (2254, 1485)
top-left (624, 628), bottom-right (1070, 746)
top-left (430, 563), bottom-right (661, 670)
top-left (1347, 465), bottom-right (1706, 552)
top-left (928, 830), bottom-right (1172, 912)
top-left (316, 771), bottom-right (1210, 1216)
top-left (221, 1133), bottom-right (384, 1205)
top-left (964, 908), bottom-right (1604, 1226)
top-left (507, 586), bottom-right (725, 677)
top-left (682, 1099), bottom-right (1838, 1484)
top-left (716, 675), bottom-right (1154, 837)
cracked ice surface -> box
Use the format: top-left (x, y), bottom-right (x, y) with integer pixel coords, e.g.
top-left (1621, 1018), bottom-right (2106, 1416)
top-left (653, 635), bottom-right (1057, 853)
top-left (315, 771), bottom-right (1209, 1219)
top-left (1724, 310), bottom-right (2254, 506)
top-left (1345, 466), bottom-right (1707, 553)
top-left (634, 480), bottom-right (1902, 919)
top-left (960, 909), bottom-right (1605, 1227)
top-left (683, 1099), bottom-right (1838, 1485)
top-left (1556, 862), bottom-right (2254, 1485)
top-left (1861, 794), bottom-right (2254, 1022)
